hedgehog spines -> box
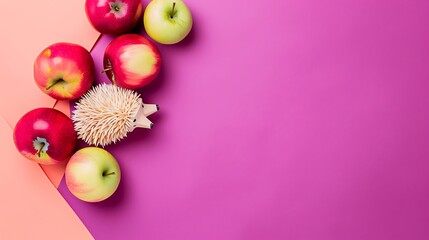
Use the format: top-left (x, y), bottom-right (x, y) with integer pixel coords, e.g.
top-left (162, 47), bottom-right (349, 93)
top-left (72, 84), bottom-right (142, 147)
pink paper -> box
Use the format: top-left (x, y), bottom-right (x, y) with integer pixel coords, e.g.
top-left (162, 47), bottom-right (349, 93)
top-left (60, 0), bottom-right (429, 239)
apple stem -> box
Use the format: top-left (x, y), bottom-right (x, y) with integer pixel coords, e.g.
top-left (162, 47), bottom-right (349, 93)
top-left (46, 79), bottom-right (64, 91)
top-left (36, 142), bottom-right (45, 158)
top-left (110, 2), bottom-right (121, 12)
top-left (103, 172), bottom-right (116, 176)
top-left (101, 67), bottom-right (112, 73)
top-left (170, 2), bottom-right (176, 19)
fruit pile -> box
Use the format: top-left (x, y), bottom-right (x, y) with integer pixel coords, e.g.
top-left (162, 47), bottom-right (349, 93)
top-left (13, 0), bottom-right (192, 202)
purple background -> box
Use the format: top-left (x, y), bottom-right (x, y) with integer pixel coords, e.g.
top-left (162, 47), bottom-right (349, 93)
top-left (59, 0), bottom-right (429, 239)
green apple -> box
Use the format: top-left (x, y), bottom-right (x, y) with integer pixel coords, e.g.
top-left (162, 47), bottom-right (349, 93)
top-left (143, 0), bottom-right (193, 44)
top-left (65, 147), bottom-right (121, 202)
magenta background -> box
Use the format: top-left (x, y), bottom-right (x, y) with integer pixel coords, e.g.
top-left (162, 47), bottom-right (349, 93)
top-left (59, 0), bottom-right (429, 239)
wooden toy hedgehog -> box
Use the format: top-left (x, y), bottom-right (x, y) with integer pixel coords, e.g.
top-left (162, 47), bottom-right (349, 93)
top-left (72, 84), bottom-right (158, 147)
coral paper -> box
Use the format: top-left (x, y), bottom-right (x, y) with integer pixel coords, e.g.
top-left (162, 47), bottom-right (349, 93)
top-left (0, 0), bottom-right (98, 127)
top-left (0, 0), bottom-right (99, 185)
top-left (0, 118), bottom-right (93, 239)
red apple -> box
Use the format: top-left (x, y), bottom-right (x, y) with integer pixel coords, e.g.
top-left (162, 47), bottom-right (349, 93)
top-left (34, 42), bottom-right (95, 100)
top-left (13, 108), bottom-right (77, 165)
top-left (85, 0), bottom-right (143, 35)
top-left (103, 34), bottom-right (161, 89)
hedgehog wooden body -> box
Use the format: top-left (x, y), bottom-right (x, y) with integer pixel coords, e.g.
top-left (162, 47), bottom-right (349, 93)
top-left (72, 84), bottom-right (158, 147)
